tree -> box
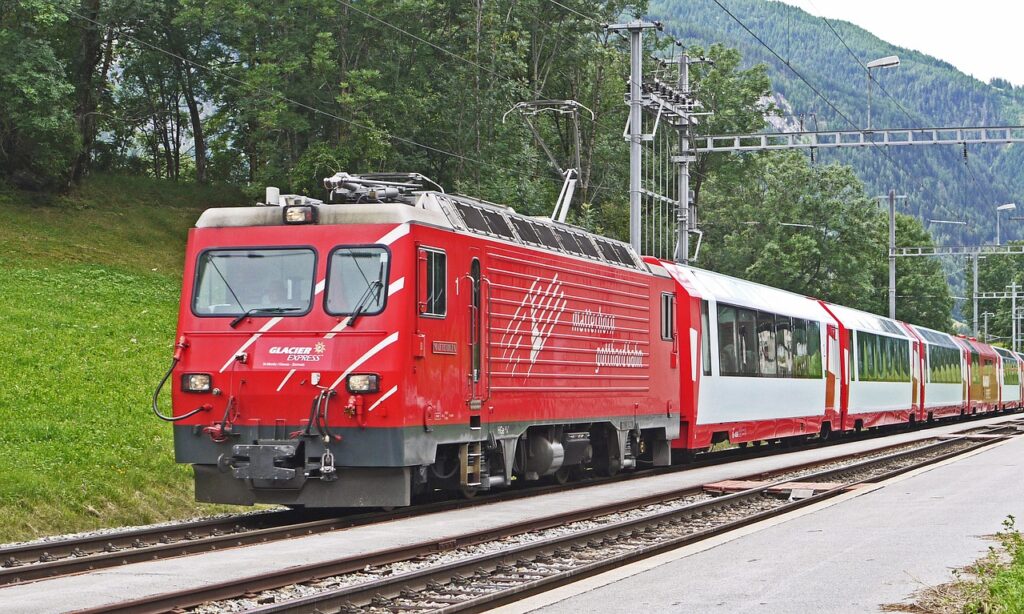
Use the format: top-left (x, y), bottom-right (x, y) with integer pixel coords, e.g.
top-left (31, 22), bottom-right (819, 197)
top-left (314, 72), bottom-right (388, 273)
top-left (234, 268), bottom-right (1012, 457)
top-left (0, 1), bottom-right (77, 189)
top-left (696, 150), bottom-right (953, 329)
top-left (699, 151), bottom-right (881, 307)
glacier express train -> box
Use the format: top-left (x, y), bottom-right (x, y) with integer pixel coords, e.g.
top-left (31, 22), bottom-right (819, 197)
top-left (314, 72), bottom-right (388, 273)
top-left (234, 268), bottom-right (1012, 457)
top-left (154, 173), bottom-right (1023, 507)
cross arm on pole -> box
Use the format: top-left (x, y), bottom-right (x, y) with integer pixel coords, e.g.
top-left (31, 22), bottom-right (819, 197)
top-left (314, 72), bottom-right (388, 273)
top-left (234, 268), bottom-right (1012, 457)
top-left (691, 126), bottom-right (1024, 154)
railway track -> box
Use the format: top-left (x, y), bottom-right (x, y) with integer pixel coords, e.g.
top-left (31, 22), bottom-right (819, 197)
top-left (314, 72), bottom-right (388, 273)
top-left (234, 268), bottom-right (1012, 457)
top-left (1, 413), bottom-right (1018, 589)
top-left (77, 417), bottom-right (1022, 614)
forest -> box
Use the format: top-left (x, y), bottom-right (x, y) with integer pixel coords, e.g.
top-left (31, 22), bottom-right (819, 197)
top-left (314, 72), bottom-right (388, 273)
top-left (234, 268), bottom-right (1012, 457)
top-left (0, 0), bottom-right (976, 332)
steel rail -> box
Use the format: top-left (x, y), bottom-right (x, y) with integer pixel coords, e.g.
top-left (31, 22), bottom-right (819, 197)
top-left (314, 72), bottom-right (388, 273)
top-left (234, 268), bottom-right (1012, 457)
top-left (77, 422), bottom-right (1019, 614)
top-left (9, 412), bottom-right (989, 586)
top-left (243, 433), bottom-right (1007, 614)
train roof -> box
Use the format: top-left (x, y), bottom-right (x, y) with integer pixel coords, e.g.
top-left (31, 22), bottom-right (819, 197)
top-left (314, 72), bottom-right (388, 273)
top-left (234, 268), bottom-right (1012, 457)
top-left (195, 191), bottom-right (648, 273)
top-left (994, 346), bottom-right (1017, 360)
top-left (908, 324), bottom-right (960, 349)
top-left (662, 263), bottom-right (833, 322)
top-left (823, 303), bottom-right (909, 338)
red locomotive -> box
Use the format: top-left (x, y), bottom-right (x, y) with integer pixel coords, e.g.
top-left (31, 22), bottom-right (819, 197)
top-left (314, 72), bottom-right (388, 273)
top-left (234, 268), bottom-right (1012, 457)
top-left (155, 173), bottom-right (1023, 508)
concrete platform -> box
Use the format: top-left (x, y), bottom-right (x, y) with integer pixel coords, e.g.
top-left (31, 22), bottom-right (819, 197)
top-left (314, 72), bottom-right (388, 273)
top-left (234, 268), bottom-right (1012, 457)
top-left (497, 425), bottom-right (1024, 614)
top-left (0, 414), bottom-right (1017, 613)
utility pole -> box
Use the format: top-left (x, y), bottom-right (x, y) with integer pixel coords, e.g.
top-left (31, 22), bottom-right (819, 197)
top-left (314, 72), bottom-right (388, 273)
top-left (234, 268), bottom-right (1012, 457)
top-left (982, 311), bottom-right (994, 342)
top-left (607, 20), bottom-right (659, 253)
top-left (888, 189), bottom-right (896, 319)
top-left (1011, 281), bottom-right (1020, 352)
top-left (877, 190), bottom-right (906, 320)
top-left (973, 252), bottom-right (980, 337)
top-left (677, 51), bottom-right (691, 264)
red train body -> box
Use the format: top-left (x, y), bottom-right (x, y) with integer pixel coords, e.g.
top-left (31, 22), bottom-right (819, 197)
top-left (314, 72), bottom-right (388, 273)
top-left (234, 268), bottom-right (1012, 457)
top-left (163, 174), bottom-right (1022, 508)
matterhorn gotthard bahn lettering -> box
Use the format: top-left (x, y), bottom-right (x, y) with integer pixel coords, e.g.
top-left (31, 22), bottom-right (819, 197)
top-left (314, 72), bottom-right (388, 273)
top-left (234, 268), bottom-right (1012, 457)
top-left (501, 273), bottom-right (642, 377)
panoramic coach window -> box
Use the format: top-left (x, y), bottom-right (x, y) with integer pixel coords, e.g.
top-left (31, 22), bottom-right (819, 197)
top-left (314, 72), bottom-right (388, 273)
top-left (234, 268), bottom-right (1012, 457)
top-left (855, 331), bottom-right (910, 382)
top-left (928, 345), bottom-right (961, 384)
top-left (997, 348), bottom-right (1020, 386)
top-left (192, 248), bottom-right (315, 316)
top-left (325, 246), bottom-right (390, 315)
top-left (418, 248), bottom-right (447, 317)
top-left (717, 302), bottom-right (822, 379)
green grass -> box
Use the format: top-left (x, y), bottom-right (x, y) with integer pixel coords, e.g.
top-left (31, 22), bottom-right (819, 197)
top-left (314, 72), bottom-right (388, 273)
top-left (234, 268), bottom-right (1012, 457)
top-left (966, 517), bottom-right (1024, 614)
top-left (0, 175), bottom-right (246, 541)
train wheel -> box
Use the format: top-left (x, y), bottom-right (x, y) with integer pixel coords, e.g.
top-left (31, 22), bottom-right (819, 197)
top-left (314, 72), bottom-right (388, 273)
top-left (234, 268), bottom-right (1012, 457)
top-left (819, 423), bottom-right (832, 441)
top-left (552, 466), bottom-right (572, 485)
top-left (460, 485), bottom-right (479, 499)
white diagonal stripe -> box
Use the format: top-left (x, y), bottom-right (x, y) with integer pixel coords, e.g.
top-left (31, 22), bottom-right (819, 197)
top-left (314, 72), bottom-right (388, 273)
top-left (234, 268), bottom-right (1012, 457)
top-left (388, 277), bottom-right (405, 295)
top-left (366, 385), bottom-right (399, 412)
top-left (218, 317), bottom-right (283, 373)
top-left (214, 223), bottom-right (406, 371)
top-left (276, 369), bottom-right (296, 392)
top-left (377, 223), bottom-right (410, 246)
top-left (329, 331), bottom-right (400, 390)
top-left (324, 319), bottom-right (350, 340)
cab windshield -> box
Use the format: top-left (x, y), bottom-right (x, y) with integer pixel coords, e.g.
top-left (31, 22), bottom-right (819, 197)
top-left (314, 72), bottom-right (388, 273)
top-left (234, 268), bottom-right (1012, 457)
top-left (192, 248), bottom-right (316, 316)
top-left (325, 246), bottom-right (390, 316)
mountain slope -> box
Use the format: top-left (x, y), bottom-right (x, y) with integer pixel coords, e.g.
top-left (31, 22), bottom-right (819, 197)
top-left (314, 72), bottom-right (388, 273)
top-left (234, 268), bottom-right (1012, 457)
top-left (649, 0), bottom-right (1024, 247)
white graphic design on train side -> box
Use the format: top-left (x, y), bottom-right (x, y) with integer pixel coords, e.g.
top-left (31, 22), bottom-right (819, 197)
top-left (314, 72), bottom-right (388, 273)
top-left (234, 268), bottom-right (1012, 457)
top-left (501, 275), bottom-right (567, 377)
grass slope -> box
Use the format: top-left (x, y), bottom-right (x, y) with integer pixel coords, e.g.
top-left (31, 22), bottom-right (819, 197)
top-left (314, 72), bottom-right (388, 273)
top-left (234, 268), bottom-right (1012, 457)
top-left (0, 175), bottom-right (246, 541)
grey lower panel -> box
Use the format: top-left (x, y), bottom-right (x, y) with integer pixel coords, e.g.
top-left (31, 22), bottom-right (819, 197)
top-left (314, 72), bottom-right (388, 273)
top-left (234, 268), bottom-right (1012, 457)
top-left (175, 424), bottom-right (430, 466)
top-left (175, 414), bottom-right (679, 467)
top-left (194, 464), bottom-right (411, 507)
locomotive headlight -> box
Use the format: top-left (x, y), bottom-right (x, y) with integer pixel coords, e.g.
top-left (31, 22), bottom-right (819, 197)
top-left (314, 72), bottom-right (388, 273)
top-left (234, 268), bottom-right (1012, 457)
top-left (283, 204), bottom-right (317, 224)
top-left (346, 373), bottom-right (380, 394)
top-left (181, 373), bottom-right (212, 392)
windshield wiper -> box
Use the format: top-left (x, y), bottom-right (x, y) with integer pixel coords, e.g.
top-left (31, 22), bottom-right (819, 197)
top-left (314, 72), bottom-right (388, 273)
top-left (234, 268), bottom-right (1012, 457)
top-left (345, 280), bottom-right (384, 328)
top-left (230, 307), bottom-right (303, 328)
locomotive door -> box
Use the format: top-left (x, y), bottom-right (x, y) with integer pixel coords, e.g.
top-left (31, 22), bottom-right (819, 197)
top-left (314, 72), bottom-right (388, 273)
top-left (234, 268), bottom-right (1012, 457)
top-left (466, 255), bottom-right (490, 411)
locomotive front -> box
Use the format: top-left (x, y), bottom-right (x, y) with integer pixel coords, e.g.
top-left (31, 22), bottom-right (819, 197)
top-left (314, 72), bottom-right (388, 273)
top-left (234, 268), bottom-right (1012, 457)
top-left (160, 185), bottom-right (419, 508)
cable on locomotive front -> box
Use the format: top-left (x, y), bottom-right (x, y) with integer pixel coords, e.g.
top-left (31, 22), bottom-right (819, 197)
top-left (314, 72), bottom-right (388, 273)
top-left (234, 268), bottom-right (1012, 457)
top-left (151, 336), bottom-right (211, 422)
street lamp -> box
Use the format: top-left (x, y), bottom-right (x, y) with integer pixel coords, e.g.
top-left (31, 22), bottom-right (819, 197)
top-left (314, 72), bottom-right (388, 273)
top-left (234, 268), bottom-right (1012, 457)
top-left (929, 219), bottom-right (968, 245)
top-left (866, 55), bottom-right (900, 130)
top-left (996, 203), bottom-right (1016, 245)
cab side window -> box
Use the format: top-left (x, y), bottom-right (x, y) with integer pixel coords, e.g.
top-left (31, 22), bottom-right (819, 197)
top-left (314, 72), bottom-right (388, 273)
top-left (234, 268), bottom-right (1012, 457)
top-left (418, 248), bottom-right (447, 317)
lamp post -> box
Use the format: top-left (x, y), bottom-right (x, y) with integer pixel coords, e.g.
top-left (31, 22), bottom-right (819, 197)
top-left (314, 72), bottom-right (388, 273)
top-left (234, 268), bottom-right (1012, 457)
top-left (996, 203), bottom-right (1016, 245)
top-left (866, 55), bottom-right (900, 130)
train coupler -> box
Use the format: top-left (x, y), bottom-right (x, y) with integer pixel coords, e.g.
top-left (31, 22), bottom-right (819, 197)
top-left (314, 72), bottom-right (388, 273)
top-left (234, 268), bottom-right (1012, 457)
top-left (228, 441), bottom-right (301, 481)
top-left (319, 450), bottom-right (337, 482)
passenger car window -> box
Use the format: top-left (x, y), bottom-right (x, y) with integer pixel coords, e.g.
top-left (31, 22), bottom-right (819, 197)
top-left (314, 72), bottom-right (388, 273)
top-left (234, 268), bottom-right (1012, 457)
top-left (718, 305), bottom-right (738, 375)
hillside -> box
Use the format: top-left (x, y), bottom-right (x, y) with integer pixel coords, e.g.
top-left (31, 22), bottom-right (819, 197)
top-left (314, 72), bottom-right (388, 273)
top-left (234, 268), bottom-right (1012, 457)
top-left (648, 0), bottom-right (1024, 248)
top-left (0, 176), bottom-right (246, 541)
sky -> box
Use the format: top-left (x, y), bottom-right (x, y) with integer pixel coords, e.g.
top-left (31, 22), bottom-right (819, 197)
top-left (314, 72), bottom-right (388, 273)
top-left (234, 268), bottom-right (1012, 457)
top-left (776, 0), bottom-right (1024, 86)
